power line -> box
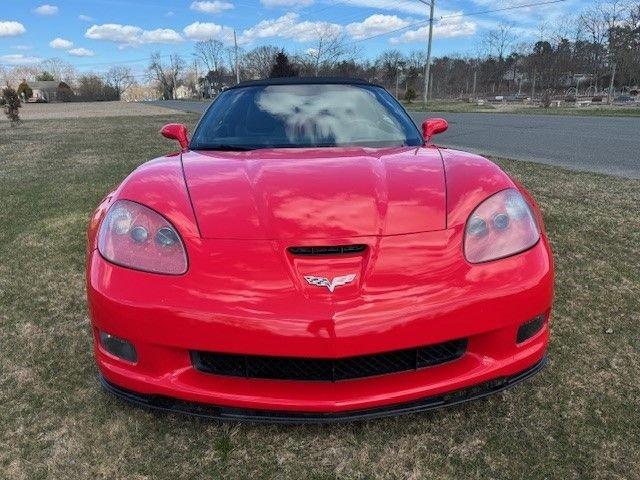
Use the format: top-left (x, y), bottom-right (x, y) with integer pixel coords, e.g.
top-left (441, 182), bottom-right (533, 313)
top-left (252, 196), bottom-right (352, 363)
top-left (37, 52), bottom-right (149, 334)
top-left (440, 0), bottom-right (569, 20)
top-left (73, 54), bottom-right (172, 69)
top-left (353, 0), bottom-right (570, 44)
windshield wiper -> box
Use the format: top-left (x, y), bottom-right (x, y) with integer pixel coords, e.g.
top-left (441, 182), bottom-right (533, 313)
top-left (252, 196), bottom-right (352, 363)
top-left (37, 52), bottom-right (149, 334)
top-left (194, 144), bottom-right (258, 151)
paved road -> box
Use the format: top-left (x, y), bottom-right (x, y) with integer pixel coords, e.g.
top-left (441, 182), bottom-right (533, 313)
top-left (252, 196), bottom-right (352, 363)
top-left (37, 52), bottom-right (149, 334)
top-left (152, 100), bottom-right (639, 178)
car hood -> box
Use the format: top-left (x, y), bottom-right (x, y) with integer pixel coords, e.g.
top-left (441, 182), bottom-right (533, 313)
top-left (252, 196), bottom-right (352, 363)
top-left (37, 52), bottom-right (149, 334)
top-left (181, 146), bottom-right (446, 240)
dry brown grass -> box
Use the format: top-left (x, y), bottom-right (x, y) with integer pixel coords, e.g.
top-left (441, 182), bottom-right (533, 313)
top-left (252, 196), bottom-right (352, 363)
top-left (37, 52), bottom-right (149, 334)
top-left (0, 115), bottom-right (638, 479)
top-left (0, 100), bottom-right (187, 121)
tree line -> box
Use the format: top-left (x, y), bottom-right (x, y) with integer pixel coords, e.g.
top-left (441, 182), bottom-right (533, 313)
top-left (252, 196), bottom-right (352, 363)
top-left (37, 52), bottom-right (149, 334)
top-left (2, 0), bottom-right (638, 102)
top-left (147, 1), bottom-right (640, 101)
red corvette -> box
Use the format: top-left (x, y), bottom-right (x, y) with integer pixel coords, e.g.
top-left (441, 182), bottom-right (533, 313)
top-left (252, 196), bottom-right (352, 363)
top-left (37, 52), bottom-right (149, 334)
top-left (87, 78), bottom-right (553, 422)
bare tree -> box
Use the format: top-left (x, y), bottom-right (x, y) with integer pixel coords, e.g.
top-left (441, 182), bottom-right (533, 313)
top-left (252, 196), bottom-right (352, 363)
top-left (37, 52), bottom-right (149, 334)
top-left (305, 26), bottom-right (357, 76)
top-left (194, 40), bottom-right (226, 75)
top-left (225, 44), bottom-right (244, 82)
top-left (376, 50), bottom-right (406, 86)
top-left (483, 24), bottom-right (516, 59)
top-left (104, 66), bottom-right (134, 99)
top-left (579, 4), bottom-right (609, 89)
top-left (39, 58), bottom-right (76, 84)
top-left (242, 45), bottom-right (279, 80)
top-left (182, 63), bottom-right (200, 97)
top-left (148, 52), bottom-right (185, 100)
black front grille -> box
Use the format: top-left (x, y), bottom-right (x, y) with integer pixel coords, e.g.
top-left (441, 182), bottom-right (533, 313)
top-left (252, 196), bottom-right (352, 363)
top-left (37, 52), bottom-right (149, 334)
top-left (191, 339), bottom-right (467, 382)
top-left (288, 244), bottom-right (367, 256)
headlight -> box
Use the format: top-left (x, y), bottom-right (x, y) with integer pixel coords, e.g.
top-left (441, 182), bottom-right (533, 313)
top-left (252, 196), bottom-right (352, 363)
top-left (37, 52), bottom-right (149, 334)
top-left (97, 200), bottom-right (188, 274)
top-left (464, 188), bottom-right (540, 263)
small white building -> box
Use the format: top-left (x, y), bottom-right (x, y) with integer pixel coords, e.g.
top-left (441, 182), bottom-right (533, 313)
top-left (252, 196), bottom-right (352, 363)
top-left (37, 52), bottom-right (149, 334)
top-left (28, 81), bottom-right (62, 102)
top-left (175, 85), bottom-right (195, 99)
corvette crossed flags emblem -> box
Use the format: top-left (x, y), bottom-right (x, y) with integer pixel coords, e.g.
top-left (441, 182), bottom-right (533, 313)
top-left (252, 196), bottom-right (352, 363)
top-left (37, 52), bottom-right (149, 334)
top-left (304, 274), bottom-right (356, 292)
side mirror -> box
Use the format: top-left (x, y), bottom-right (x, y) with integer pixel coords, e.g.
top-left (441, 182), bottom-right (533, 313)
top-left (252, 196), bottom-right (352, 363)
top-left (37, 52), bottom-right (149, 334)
top-left (161, 123), bottom-right (189, 151)
top-left (421, 118), bottom-right (448, 143)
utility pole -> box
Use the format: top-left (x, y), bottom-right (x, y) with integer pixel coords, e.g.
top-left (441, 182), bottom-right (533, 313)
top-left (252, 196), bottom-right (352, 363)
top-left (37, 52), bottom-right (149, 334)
top-left (608, 62), bottom-right (616, 104)
top-left (472, 67), bottom-right (477, 99)
top-left (395, 65), bottom-right (404, 99)
top-left (234, 29), bottom-right (240, 85)
top-left (423, 0), bottom-right (435, 107)
top-left (531, 66), bottom-right (536, 102)
top-left (194, 59), bottom-right (199, 98)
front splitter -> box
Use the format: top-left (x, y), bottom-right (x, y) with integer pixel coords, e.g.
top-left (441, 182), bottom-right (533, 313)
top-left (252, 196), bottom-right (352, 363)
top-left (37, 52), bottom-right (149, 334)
top-left (99, 356), bottom-right (547, 424)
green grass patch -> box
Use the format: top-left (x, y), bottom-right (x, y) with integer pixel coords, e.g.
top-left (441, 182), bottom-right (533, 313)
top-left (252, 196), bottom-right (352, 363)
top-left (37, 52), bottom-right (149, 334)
top-left (1, 116), bottom-right (639, 479)
top-left (403, 99), bottom-right (640, 117)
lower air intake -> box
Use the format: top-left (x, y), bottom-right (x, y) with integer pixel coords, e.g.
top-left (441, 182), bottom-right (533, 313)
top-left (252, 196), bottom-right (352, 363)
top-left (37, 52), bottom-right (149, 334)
top-left (191, 339), bottom-right (467, 382)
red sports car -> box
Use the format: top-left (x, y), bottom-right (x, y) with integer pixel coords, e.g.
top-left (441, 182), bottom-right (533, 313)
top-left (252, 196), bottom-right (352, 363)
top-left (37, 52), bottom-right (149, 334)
top-left (87, 78), bottom-right (553, 422)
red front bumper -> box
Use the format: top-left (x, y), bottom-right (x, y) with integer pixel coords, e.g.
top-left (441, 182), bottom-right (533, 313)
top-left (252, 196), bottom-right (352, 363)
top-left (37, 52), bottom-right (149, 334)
top-left (87, 229), bottom-right (553, 418)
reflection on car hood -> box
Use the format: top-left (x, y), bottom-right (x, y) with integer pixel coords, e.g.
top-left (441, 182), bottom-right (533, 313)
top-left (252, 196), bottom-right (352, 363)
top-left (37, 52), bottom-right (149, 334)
top-left (181, 146), bottom-right (446, 240)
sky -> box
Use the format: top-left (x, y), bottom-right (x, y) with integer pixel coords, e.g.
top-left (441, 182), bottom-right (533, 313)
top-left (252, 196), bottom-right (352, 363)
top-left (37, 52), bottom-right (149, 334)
top-left (0, 0), bottom-right (592, 75)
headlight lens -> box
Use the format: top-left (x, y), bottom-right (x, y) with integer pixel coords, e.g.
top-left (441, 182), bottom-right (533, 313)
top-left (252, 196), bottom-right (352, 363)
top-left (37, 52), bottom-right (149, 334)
top-left (98, 200), bottom-right (188, 274)
top-left (464, 189), bottom-right (540, 263)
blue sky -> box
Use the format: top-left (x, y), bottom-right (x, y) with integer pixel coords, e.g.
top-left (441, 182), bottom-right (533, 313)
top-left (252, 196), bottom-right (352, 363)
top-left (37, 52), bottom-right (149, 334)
top-left (1, 0), bottom-right (590, 74)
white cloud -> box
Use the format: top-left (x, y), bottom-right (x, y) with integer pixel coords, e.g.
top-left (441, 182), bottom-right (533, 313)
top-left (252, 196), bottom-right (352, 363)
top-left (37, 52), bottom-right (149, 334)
top-left (261, 0), bottom-right (314, 7)
top-left (34, 4), bottom-right (59, 15)
top-left (183, 22), bottom-right (235, 42)
top-left (190, 1), bottom-right (234, 14)
top-left (240, 12), bottom-right (342, 43)
top-left (140, 28), bottom-right (184, 43)
top-left (165, 11), bottom-right (175, 17)
top-left (86, 24), bottom-right (141, 44)
top-left (346, 14), bottom-right (410, 40)
top-left (0, 21), bottom-right (26, 37)
top-left (50, 37), bottom-right (73, 49)
top-left (79, 14), bottom-right (94, 22)
top-left (0, 54), bottom-right (43, 65)
top-left (85, 24), bottom-right (183, 47)
top-left (13, 45), bottom-right (33, 50)
top-left (390, 15), bottom-right (477, 44)
top-left (68, 47), bottom-right (95, 57)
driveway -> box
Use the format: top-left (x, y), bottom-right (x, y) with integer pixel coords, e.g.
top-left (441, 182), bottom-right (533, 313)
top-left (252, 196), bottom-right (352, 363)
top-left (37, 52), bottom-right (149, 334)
top-left (151, 100), bottom-right (640, 178)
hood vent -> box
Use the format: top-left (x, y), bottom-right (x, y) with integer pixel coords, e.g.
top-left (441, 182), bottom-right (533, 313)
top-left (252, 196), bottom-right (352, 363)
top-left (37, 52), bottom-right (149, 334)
top-left (288, 244), bottom-right (367, 256)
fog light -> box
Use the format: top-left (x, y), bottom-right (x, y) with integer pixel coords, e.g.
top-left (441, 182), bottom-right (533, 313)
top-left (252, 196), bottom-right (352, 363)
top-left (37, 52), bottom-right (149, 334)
top-left (516, 315), bottom-right (545, 343)
top-left (99, 331), bottom-right (137, 362)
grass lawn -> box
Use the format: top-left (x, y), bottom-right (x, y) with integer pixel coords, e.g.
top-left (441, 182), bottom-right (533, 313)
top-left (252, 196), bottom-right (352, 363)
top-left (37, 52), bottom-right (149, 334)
top-left (403, 99), bottom-right (640, 117)
top-left (1, 114), bottom-right (639, 479)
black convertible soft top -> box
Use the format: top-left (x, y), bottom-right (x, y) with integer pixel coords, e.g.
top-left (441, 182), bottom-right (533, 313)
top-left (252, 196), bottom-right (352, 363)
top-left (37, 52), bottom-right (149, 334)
top-left (226, 77), bottom-right (382, 90)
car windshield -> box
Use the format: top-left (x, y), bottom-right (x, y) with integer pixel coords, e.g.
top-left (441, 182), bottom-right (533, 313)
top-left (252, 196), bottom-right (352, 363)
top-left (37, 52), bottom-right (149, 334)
top-left (190, 83), bottom-right (423, 150)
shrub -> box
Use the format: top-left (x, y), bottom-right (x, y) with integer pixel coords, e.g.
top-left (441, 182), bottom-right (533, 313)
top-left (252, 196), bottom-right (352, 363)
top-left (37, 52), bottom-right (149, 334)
top-left (57, 82), bottom-right (76, 102)
top-left (16, 81), bottom-right (33, 100)
top-left (36, 71), bottom-right (55, 81)
top-left (76, 75), bottom-right (119, 102)
top-left (1, 86), bottom-right (22, 126)
top-left (405, 87), bottom-right (417, 103)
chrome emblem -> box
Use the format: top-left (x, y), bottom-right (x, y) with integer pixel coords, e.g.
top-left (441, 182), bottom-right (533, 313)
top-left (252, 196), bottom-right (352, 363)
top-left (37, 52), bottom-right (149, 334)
top-left (304, 274), bottom-right (356, 292)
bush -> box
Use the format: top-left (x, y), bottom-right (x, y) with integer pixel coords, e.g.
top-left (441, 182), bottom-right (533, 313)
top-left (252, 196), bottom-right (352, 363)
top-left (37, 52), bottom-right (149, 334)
top-left (405, 87), bottom-right (417, 103)
top-left (36, 71), bottom-right (55, 81)
top-left (16, 81), bottom-right (33, 100)
top-left (1, 87), bottom-right (22, 126)
top-left (57, 82), bottom-right (75, 102)
top-left (75, 75), bottom-right (119, 102)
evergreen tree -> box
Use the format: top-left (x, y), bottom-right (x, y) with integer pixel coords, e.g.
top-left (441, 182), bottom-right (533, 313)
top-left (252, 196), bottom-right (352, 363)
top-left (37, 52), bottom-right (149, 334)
top-left (269, 52), bottom-right (299, 78)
